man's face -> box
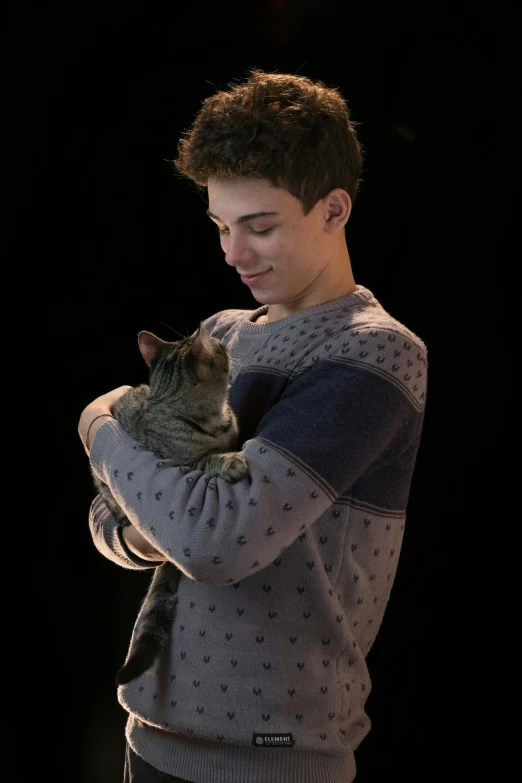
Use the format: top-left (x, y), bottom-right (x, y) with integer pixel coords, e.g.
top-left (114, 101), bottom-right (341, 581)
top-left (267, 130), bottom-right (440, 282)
top-left (206, 177), bottom-right (346, 310)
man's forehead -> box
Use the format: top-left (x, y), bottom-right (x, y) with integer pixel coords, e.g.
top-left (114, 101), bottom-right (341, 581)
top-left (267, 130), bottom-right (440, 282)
top-left (207, 179), bottom-right (295, 223)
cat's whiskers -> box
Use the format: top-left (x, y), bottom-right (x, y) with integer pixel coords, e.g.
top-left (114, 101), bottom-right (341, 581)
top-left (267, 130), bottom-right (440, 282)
top-left (160, 322), bottom-right (188, 340)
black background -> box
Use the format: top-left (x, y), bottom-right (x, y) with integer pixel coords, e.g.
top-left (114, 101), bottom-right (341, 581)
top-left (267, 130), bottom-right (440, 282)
top-left (7, 3), bottom-right (519, 781)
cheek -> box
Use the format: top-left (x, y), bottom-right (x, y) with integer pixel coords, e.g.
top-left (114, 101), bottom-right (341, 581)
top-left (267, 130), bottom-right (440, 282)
top-left (264, 237), bottom-right (287, 258)
top-left (266, 229), bottom-right (309, 269)
top-left (280, 232), bottom-right (309, 266)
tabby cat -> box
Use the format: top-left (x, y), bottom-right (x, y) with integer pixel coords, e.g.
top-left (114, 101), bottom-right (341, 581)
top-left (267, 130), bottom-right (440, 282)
top-left (91, 323), bottom-right (249, 686)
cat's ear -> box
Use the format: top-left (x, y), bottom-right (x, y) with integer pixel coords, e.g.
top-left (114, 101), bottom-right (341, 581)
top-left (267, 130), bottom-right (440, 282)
top-left (191, 322), bottom-right (214, 363)
top-left (138, 331), bottom-right (169, 367)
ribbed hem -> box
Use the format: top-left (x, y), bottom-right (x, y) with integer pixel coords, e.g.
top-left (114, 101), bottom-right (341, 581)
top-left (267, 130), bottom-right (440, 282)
top-left (240, 285), bottom-right (375, 333)
top-left (126, 717), bottom-right (357, 783)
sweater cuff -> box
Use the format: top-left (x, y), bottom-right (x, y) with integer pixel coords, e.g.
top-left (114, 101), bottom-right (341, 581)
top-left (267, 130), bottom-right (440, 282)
top-left (89, 491), bottom-right (157, 571)
top-left (115, 524), bottom-right (158, 569)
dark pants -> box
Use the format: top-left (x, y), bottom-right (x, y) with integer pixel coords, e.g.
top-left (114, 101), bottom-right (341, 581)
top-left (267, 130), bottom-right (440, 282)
top-left (124, 743), bottom-right (194, 783)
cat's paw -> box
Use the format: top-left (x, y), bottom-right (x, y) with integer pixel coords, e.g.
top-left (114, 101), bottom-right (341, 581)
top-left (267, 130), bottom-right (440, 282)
top-left (220, 453), bottom-right (250, 483)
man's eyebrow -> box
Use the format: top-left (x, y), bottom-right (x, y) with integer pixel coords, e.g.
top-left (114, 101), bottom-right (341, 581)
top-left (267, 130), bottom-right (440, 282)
top-left (206, 209), bottom-right (280, 225)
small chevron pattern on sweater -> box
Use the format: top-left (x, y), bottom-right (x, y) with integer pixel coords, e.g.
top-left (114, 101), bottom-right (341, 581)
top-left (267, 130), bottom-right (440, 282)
top-left (88, 285), bottom-right (427, 783)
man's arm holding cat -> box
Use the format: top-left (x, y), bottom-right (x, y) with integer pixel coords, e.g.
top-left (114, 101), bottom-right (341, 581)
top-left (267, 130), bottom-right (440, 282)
top-left (80, 387), bottom-right (164, 565)
top-left (82, 356), bottom-right (425, 585)
top-left (78, 385), bottom-right (132, 454)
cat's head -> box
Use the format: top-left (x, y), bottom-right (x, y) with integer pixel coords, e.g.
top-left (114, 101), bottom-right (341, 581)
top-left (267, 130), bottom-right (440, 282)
top-left (137, 323), bottom-right (231, 394)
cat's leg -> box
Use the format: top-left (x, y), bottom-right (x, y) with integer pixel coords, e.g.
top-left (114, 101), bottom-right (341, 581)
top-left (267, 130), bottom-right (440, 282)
top-left (116, 563), bottom-right (181, 685)
top-left (197, 452), bottom-right (250, 483)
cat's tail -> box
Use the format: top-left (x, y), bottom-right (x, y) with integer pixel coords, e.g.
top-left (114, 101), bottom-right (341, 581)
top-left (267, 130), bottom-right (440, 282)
top-left (115, 562), bottom-right (180, 686)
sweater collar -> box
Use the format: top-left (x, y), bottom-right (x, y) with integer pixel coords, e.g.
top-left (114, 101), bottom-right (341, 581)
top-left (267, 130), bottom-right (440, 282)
top-left (242, 285), bottom-right (375, 332)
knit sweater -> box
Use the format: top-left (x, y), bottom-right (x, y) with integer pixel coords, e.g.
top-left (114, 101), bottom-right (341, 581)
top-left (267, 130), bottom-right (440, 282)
top-left (88, 285), bottom-right (427, 783)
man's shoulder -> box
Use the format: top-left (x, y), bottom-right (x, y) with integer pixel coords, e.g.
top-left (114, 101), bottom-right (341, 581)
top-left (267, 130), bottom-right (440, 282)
top-left (347, 308), bottom-right (427, 356)
top-left (290, 302), bottom-right (428, 411)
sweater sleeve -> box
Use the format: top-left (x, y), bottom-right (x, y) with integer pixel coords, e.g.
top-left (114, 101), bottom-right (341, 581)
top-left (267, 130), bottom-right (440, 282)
top-left (88, 492), bottom-right (160, 571)
top-left (88, 358), bottom-right (424, 586)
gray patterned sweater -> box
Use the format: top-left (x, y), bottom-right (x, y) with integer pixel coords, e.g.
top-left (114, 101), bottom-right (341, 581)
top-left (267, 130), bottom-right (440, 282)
top-left (88, 285), bottom-right (427, 783)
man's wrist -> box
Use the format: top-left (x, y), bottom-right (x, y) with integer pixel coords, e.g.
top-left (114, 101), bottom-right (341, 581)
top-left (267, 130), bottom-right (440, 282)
top-left (79, 408), bottom-right (113, 454)
top-left (86, 413), bottom-right (114, 451)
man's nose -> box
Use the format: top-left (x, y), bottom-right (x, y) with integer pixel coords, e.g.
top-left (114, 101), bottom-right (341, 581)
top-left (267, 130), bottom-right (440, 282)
top-left (224, 234), bottom-right (255, 268)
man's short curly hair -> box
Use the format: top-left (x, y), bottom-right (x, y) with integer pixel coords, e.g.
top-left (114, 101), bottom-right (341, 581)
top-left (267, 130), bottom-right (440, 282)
top-left (170, 68), bottom-right (365, 216)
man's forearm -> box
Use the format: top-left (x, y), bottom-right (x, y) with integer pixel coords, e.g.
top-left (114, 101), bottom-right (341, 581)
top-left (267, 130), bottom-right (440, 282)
top-left (122, 525), bottom-right (165, 561)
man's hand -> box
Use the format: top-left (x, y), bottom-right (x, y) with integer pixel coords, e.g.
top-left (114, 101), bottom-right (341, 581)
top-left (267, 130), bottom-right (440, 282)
top-left (122, 525), bottom-right (165, 561)
top-left (78, 386), bottom-right (133, 454)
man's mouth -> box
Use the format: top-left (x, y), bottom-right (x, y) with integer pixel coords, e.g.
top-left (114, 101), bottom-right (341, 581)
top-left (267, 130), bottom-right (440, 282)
top-left (240, 269), bottom-right (271, 285)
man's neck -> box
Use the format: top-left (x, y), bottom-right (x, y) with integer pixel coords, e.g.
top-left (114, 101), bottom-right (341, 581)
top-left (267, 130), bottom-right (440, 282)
top-left (258, 283), bottom-right (358, 324)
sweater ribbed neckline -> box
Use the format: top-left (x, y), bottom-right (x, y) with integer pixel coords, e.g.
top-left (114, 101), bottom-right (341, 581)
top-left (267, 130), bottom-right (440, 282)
top-left (239, 285), bottom-right (375, 333)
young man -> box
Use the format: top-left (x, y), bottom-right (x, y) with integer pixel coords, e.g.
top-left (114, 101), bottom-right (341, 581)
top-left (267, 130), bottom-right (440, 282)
top-left (79, 69), bottom-right (427, 783)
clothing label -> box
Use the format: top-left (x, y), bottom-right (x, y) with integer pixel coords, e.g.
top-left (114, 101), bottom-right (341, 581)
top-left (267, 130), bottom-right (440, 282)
top-left (252, 733), bottom-right (295, 747)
